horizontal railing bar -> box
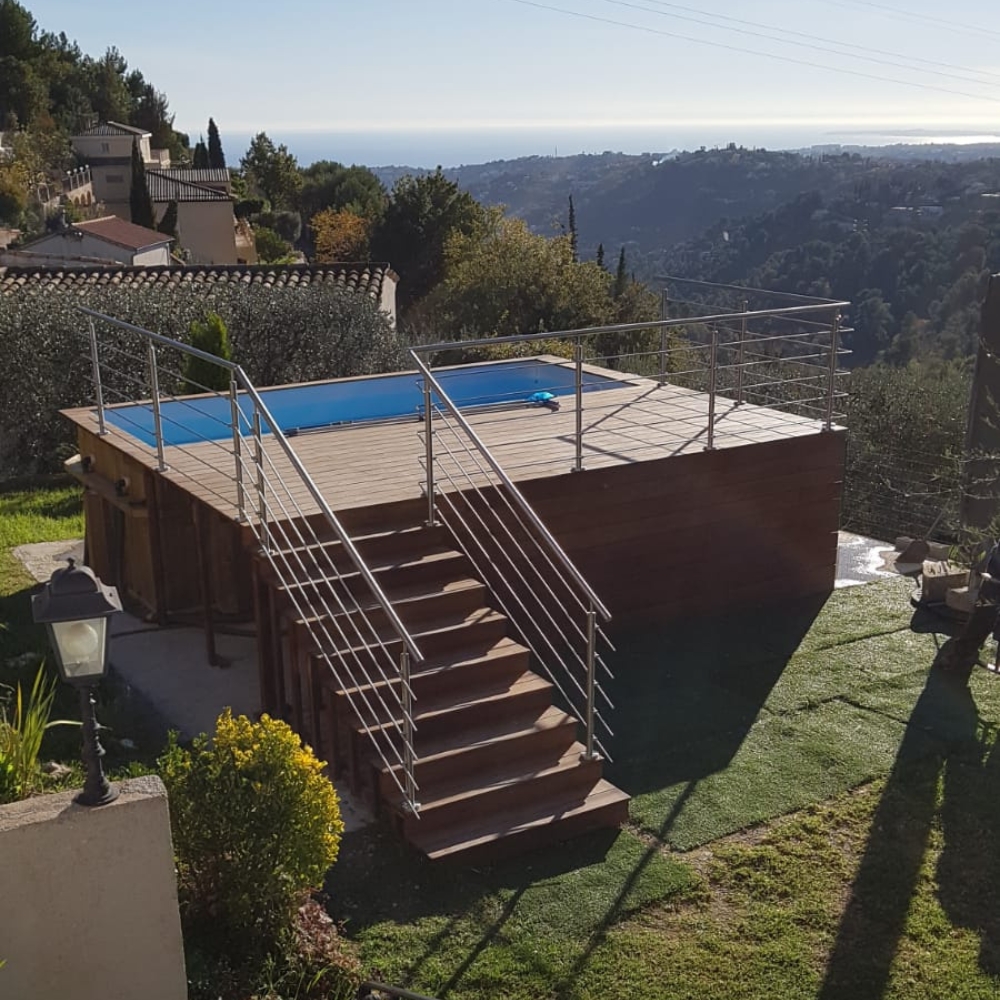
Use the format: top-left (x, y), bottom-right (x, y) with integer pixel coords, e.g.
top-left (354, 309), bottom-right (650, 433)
top-left (414, 302), bottom-right (847, 354)
top-left (657, 274), bottom-right (846, 305)
top-left (411, 352), bottom-right (611, 622)
top-left (79, 306), bottom-right (240, 370)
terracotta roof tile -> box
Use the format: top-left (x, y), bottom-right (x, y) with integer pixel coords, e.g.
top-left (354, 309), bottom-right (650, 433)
top-left (0, 263), bottom-right (396, 302)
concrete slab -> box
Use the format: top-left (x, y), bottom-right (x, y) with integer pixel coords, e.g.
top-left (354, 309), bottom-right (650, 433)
top-left (12, 539), bottom-right (373, 832)
top-left (835, 531), bottom-right (898, 588)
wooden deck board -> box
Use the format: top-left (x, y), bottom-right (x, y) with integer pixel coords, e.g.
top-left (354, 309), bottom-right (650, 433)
top-left (63, 377), bottom-right (830, 525)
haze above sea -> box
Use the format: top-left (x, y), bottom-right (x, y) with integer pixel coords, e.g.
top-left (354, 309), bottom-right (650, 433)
top-left (221, 125), bottom-right (1000, 168)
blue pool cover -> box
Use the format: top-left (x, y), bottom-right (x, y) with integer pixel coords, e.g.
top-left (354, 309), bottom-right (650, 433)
top-left (104, 359), bottom-right (627, 448)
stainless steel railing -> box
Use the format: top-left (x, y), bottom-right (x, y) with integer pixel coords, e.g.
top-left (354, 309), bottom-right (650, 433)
top-left (78, 307), bottom-right (424, 814)
top-left (411, 351), bottom-right (614, 760)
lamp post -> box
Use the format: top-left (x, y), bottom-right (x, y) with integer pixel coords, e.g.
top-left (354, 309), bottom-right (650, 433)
top-left (31, 558), bottom-right (122, 806)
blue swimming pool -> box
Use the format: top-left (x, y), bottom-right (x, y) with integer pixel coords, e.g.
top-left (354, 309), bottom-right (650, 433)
top-left (104, 359), bottom-right (627, 448)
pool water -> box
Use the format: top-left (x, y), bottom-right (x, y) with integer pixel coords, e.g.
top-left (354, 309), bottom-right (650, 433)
top-left (104, 359), bottom-right (627, 448)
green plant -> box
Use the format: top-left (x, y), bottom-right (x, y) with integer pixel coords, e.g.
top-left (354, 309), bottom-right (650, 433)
top-left (0, 665), bottom-right (77, 803)
top-left (159, 710), bottom-right (344, 957)
top-left (182, 312), bottom-right (232, 394)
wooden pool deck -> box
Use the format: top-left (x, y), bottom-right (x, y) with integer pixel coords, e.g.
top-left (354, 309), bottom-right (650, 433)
top-left (63, 375), bottom-right (828, 525)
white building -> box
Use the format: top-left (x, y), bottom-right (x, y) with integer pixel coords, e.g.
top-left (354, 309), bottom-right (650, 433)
top-left (0, 216), bottom-right (173, 268)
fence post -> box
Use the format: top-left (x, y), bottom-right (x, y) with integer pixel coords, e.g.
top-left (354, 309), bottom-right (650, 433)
top-left (88, 317), bottom-right (107, 436)
top-left (230, 377), bottom-right (246, 522)
top-left (824, 312), bottom-right (841, 431)
top-left (658, 292), bottom-right (669, 385)
top-left (705, 325), bottom-right (718, 451)
top-left (574, 340), bottom-right (584, 472)
top-left (736, 299), bottom-right (748, 406)
top-left (423, 378), bottom-right (437, 526)
top-left (583, 607), bottom-right (597, 760)
top-left (146, 341), bottom-right (167, 471)
top-left (252, 409), bottom-right (268, 553)
top-left (400, 648), bottom-right (419, 814)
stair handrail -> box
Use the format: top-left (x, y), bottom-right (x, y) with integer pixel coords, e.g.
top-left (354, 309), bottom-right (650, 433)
top-left (79, 306), bottom-right (423, 663)
top-left (409, 349), bottom-right (611, 623)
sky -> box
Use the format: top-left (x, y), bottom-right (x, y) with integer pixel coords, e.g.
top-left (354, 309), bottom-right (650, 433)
top-left (23, 0), bottom-right (1000, 165)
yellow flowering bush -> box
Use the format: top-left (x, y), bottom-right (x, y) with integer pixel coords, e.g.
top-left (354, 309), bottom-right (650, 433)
top-left (159, 709), bottom-right (343, 955)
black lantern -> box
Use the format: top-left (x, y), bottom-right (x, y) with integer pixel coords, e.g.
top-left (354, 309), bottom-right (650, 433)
top-left (31, 558), bottom-right (122, 806)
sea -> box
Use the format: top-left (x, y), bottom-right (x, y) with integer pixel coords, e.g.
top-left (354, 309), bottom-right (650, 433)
top-left (220, 125), bottom-right (1000, 169)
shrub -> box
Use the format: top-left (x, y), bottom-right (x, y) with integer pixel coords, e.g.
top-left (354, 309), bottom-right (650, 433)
top-left (182, 312), bottom-right (232, 393)
top-left (159, 710), bottom-right (344, 957)
top-left (0, 665), bottom-right (76, 803)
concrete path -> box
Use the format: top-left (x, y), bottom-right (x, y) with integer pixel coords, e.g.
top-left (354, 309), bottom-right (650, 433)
top-left (14, 539), bottom-right (373, 831)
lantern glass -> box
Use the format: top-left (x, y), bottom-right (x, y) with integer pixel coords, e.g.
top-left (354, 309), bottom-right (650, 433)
top-left (48, 616), bottom-right (108, 682)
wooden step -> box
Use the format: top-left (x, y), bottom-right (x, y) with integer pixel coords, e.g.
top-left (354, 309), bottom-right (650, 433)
top-left (269, 522), bottom-right (450, 569)
top-left (407, 778), bottom-right (631, 863)
top-left (285, 577), bottom-right (488, 645)
top-left (334, 635), bottom-right (530, 714)
top-left (398, 743), bottom-right (603, 836)
top-left (375, 704), bottom-right (580, 796)
top-left (351, 670), bottom-right (554, 744)
top-left (270, 545), bottom-right (470, 600)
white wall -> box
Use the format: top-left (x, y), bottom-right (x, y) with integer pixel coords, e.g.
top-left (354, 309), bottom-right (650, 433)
top-left (1, 230), bottom-right (170, 267)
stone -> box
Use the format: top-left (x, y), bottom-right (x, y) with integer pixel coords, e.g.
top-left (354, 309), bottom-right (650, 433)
top-left (40, 761), bottom-right (72, 779)
top-left (946, 586), bottom-right (978, 615)
top-left (921, 560), bottom-right (968, 603)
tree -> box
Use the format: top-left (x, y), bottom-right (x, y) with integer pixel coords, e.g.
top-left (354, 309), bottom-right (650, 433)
top-left (192, 138), bottom-right (209, 169)
top-left (371, 168), bottom-right (486, 313)
top-left (182, 313), bottom-right (231, 393)
top-left (129, 139), bottom-right (155, 229)
top-left (254, 226), bottom-right (294, 264)
top-left (310, 208), bottom-right (370, 262)
top-left (157, 199), bottom-right (178, 241)
top-left (613, 246), bottom-right (628, 299)
top-left (297, 160), bottom-right (385, 226)
top-left (596, 242), bottom-right (605, 270)
top-left (206, 117), bottom-right (225, 169)
top-left (568, 194), bottom-right (578, 263)
top-left (240, 132), bottom-right (301, 210)
top-left (90, 46), bottom-right (130, 123)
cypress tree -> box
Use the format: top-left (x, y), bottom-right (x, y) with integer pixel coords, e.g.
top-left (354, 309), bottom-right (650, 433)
top-left (568, 194), bottom-right (578, 262)
top-left (613, 246), bottom-right (628, 299)
top-left (193, 138), bottom-right (209, 169)
top-left (596, 242), bottom-right (605, 270)
top-left (129, 140), bottom-right (156, 229)
top-left (182, 313), bottom-right (231, 393)
top-left (157, 199), bottom-right (178, 240)
top-left (207, 118), bottom-right (226, 169)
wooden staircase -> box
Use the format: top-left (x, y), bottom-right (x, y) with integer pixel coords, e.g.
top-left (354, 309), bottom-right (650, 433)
top-left (251, 503), bottom-right (629, 863)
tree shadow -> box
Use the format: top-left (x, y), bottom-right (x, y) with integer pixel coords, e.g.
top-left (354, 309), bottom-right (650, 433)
top-left (818, 661), bottom-right (992, 999)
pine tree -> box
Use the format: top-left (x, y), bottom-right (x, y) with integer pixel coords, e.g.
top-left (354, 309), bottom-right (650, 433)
top-left (207, 118), bottom-right (226, 169)
top-left (613, 246), bottom-right (628, 299)
top-left (157, 199), bottom-right (178, 241)
top-left (568, 194), bottom-right (578, 262)
top-left (596, 242), bottom-right (605, 270)
top-left (129, 140), bottom-right (156, 229)
top-left (192, 138), bottom-right (209, 169)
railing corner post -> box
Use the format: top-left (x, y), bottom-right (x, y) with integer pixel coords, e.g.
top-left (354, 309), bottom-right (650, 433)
top-left (230, 376), bottom-right (247, 522)
top-left (87, 317), bottom-right (107, 436)
top-left (400, 648), bottom-right (420, 815)
top-left (146, 340), bottom-right (167, 471)
top-left (573, 341), bottom-right (584, 472)
top-left (704, 325), bottom-right (718, 451)
top-left (252, 409), bottom-right (268, 553)
top-left (423, 379), bottom-right (437, 526)
top-left (823, 311), bottom-right (841, 432)
top-left (582, 607), bottom-right (598, 761)
top-left (736, 299), bottom-right (748, 407)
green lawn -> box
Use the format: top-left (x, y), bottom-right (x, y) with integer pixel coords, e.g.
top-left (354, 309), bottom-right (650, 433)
top-left (327, 577), bottom-right (1000, 1000)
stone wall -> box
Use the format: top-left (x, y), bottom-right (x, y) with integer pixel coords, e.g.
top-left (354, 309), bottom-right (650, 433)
top-left (0, 776), bottom-right (186, 1000)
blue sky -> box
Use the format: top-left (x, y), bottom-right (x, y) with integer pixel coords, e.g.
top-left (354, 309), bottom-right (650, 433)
top-left (23, 0), bottom-right (1000, 154)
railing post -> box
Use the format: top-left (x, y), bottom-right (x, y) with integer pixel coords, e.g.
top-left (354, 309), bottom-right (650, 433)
top-left (252, 409), bottom-right (268, 553)
top-left (423, 379), bottom-right (437, 526)
top-left (146, 340), bottom-right (167, 471)
top-left (87, 317), bottom-right (107, 436)
top-left (400, 648), bottom-right (419, 814)
top-left (705, 325), bottom-right (718, 451)
top-left (658, 292), bottom-right (669, 385)
top-left (574, 341), bottom-right (584, 472)
top-left (230, 376), bottom-right (247, 521)
top-left (583, 607), bottom-right (598, 761)
top-left (735, 299), bottom-right (748, 406)
top-left (824, 312), bottom-right (840, 432)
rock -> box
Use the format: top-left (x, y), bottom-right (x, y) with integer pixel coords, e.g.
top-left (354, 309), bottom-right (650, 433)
top-left (41, 761), bottom-right (72, 779)
top-left (899, 538), bottom-right (931, 564)
top-left (946, 586), bottom-right (978, 615)
top-left (921, 560), bottom-right (968, 603)
top-left (926, 542), bottom-right (952, 561)
top-left (895, 536), bottom-right (914, 552)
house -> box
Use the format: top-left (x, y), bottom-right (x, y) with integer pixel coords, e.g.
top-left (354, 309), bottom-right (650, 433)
top-left (0, 216), bottom-right (173, 268)
top-left (70, 121), bottom-right (165, 215)
top-left (145, 171), bottom-right (255, 265)
top-left (149, 168), bottom-right (231, 196)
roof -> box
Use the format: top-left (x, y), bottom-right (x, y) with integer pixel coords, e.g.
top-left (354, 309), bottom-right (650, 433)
top-left (151, 168), bottom-right (230, 186)
top-left (77, 121), bottom-right (150, 138)
top-left (71, 216), bottom-right (172, 252)
top-left (146, 171), bottom-right (230, 202)
top-left (0, 263), bottom-right (397, 301)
